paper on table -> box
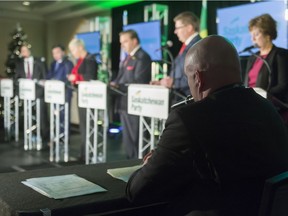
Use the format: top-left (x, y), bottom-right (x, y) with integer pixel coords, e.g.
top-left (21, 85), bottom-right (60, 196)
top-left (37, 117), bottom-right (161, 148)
top-left (22, 174), bottom-right (107, 199)
top-left (107, 165), bottom-right (142, 183)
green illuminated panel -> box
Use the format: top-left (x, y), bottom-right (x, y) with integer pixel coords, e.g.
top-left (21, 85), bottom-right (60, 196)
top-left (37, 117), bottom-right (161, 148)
top-left (88, 0), bottom-right (143, 9)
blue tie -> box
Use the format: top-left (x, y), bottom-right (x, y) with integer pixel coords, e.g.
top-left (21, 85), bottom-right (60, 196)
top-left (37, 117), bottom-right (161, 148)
top-left (55, 62), bottom-right (60, 71)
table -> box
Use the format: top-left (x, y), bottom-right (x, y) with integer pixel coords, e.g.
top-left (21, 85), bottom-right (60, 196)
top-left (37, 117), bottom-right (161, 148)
top-left (0, 160), bottom-right (166, 216)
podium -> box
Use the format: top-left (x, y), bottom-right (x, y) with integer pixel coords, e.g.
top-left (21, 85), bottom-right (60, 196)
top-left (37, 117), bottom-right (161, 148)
top-left (78, 81), bottom-right (108, 164)
top-left (0, 79), bottom-right (19, 142)
top-left (45, 80), bottom-right (69, 162)
top-left (253, 87), bottom-right (288, 110)
top-left (18, 79), bottom-right (42, 150)
top-left (253, 87), bottom-right (267, 99)
top-left (128, 84), bottom-right (169, 158)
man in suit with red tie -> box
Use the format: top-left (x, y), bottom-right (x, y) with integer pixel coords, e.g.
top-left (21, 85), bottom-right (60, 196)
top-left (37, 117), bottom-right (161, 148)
top-left (152, 11), bottom-right (202, 103)
top-left (110, 30), bottom-right (151, 159)
top-left (15, 44), bottom-right (49, 148)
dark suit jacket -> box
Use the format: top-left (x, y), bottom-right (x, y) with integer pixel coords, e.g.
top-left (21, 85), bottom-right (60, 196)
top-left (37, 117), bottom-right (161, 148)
top-left (171, 34), bottom-right (202, 96)
top-left (15, 57), bottom-right (46, 98)
top-left (46, 57), bottom-right (74, 102)
top-left (245, 45), bottom-right (288, 103)
top-left (126, 86), bottom-right (288, 216)
top-left (78, 53), bottom-right (98, 81)
top-left (114, 47), bottom-right (151, 111)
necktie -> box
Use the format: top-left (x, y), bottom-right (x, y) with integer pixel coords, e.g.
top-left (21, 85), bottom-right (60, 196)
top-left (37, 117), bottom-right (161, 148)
top-left (178, 43), bottom-right (187, 55)
top-left (27, 61), bottom-right (31, 79)
top-left (55, 62), bottom-right (60, 71)
top-left (124, 54), bottom-right (131, 67)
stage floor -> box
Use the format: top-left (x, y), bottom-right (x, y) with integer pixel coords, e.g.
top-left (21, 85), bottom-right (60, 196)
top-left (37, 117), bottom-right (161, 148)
top-left (0, 124), bottom-right (127, 173)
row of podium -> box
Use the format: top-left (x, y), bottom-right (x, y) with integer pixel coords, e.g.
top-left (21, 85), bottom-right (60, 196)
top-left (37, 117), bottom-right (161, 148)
top-left (0, 78), bottom-right (170, 164)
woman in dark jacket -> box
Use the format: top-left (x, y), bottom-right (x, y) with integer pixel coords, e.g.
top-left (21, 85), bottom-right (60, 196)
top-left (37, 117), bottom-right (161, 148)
top-left (245, 14), bottom-right (288, 123)
top-left (68, 38), bottom-right (98, 161)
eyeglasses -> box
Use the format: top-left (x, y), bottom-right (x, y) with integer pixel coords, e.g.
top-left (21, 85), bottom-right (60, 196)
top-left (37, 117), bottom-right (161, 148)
top-left (175, 25), bottom-right (187, 30)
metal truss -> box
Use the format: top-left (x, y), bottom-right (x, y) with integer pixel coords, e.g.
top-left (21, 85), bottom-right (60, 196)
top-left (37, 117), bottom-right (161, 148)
top-left (4, 95), bottom-right (19, 143)
top-left (23, 99), bottom-right (42, 150)
top-left (49, 103), bottom-right (69, 162)
top-left (85, 108), bottom-right (108, 164)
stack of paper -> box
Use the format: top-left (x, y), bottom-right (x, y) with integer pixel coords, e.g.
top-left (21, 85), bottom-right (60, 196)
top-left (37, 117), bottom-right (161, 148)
top-left (107, 165), bottom-right (142, 183)
top-left (22, 174), bottom-right (107, 199)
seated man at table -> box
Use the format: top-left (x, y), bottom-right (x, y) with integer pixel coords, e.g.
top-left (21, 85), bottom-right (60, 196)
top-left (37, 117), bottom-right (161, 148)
top-left (126, 35), bottom-right (288, 216)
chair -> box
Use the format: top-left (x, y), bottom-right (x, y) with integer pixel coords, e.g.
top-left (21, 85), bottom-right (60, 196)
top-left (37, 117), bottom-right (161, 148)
top-left (258, 171), bottom-right (288, 216)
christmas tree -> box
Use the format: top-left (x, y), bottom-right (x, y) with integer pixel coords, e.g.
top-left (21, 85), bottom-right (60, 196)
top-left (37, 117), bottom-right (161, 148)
top-left (5, 23), bottom-right (30, 77)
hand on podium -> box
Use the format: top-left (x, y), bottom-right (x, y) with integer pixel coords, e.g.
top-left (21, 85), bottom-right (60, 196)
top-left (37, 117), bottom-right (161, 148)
top-left (160, 77), bottom-right (173, 88)
top-left (150, 77), bottom-right (173, 88)
top-left (67, 74), bottom-right (76, 82)
top-left (150, 80), bottom-right (160, 85)
top-left (108, 82), bottom-right (126, 96)
top-left (109, 81), bottom-right (119, 88)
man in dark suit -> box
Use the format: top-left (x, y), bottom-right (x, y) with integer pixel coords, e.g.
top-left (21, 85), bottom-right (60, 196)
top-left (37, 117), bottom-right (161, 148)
top-left (152, 11), bottom-right (201, 102)
top-left (15, 44), bottom-right (49, 147)
top-left (46, 44), bottom-right (74, 135)
top-left (110, 30), bottom-right (151, 159)
top-left (126, 36), bottom-right (288, 216)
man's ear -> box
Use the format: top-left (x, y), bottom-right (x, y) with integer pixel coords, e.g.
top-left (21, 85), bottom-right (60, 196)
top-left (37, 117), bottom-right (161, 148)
top-left (187, 24), bottom-right (194, 34)
top-left (195, 70), bottom-right (204, 91)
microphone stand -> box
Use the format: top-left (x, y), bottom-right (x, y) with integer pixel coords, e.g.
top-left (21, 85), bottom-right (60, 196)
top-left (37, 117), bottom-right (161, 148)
top-left (247, 50), bottom-right (288, 110)
top-left (162, 47), bottom-right (174, 77)
top-left (162, 47), bottom-right (182, 100)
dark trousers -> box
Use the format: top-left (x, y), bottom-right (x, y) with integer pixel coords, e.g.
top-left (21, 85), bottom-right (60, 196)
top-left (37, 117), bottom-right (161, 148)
top-left (39, 98), bottom-right (49, 144)
top-left (58, 98), bottom-right (71, 136)
top-left (78, 106), bottom-right (87, 159)
top-left (119, 110), bottom-right (139, 159)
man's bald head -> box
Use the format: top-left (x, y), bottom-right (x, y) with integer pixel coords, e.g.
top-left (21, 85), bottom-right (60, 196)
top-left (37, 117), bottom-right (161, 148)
top-left (184, 35), bottom-right (242, 101)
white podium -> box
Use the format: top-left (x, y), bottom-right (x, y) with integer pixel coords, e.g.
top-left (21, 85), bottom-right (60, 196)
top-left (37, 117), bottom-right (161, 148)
top-left (78, 81), bottom-right (108, 164)
top-left (19, 79), bottom-right (41, 150)
top-left (128, 84), bottom-right (169, 158)
top-left (0, 79), bottom-right (19, 142)
top-left (45, 80), bottom-right (69, 162)
top-left (253, 87), bottom-right (267, 98)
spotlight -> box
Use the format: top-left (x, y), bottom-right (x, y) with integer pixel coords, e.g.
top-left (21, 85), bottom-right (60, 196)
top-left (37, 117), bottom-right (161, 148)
top-left (109, 128), bottom-right (120, 134)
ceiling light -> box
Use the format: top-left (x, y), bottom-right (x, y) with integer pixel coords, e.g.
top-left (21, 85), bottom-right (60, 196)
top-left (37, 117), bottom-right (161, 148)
top-left (23, 1), bottom-right (30, 6)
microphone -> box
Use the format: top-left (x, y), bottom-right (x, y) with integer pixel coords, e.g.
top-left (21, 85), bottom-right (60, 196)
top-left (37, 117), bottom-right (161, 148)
top-left (91, 52), bottom-right (102, 57)
top-left (171, 95), bottom-right (194, 109)
top-left (155, 40), bottom-right (173, 51)
top-left (238, 44), bottom-right (258, 54)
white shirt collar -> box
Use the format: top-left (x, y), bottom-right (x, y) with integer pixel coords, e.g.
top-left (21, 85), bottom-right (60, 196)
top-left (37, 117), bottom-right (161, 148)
top-left (57, 59), bottom-right (63, 64)
top-left (24, 56), bottom-right (34, 62)
top-left (185, 32), bottom-right (199, 45)
top-left (130, 45), bottom-right (140, 56)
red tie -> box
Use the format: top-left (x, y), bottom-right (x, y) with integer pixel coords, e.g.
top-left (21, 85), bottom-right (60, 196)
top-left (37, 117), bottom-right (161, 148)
top-left (178, 43), bottom-right (186, 55)
top-left (124, 54), bottom-right (131, 66)
top-left (27, 61), bottom-right (31, 79)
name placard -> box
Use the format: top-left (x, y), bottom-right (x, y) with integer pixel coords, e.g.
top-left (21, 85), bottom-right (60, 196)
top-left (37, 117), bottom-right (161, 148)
top-left (128, 84), bottom-right (169, 119)
top-left (45, 80), bottom-right (65, 104)
top-left (78, 81), bottom-right (107, 110)
top-left (0, 79), bottom-right (13, 98)
top-left (19, 79), bottom-right (35, 100)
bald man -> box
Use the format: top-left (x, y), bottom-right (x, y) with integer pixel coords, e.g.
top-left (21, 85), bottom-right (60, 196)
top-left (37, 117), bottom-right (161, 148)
top-left (126, 36), bottom-right (288, 216)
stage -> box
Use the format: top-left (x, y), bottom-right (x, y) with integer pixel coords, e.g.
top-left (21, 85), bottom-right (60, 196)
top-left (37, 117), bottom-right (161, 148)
top-left (0, 122), bottom-right (126, 173)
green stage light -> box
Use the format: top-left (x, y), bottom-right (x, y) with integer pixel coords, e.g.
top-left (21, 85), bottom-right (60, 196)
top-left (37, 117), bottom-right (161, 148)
top-left (88, 0), bottom-right (143, 10)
